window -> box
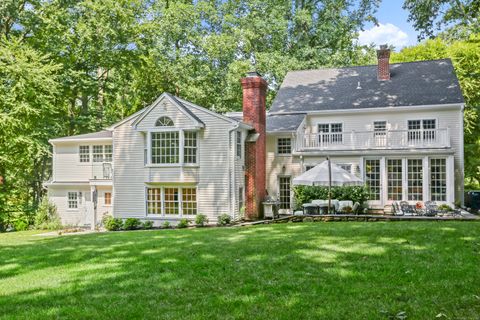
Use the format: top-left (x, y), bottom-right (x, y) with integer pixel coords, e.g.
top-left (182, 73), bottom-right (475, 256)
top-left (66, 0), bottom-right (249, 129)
top-left (184, 131), bottom-right (197, 164)
top-left (365, 159), bottom-right (380, 201)
top-left (430, 158), bottom-right (446, 201)
top-left (305, 165), bottom-right (315, 171)
top-left (318, 123), bottom-right (343, 143)
top-left (387, 159), bottom-right (403, 201)
top-left (236, 131), bottom-right (242, 158)
top-left (408, 119), bottom-right (436, 141)
top-left (151, 132), bottom-right (179, 164)
top-left (338, 164), bottom-right (352, 173)
top-left (407, 159), bottom-right (423, 201)
top-left (277, 138), bottom-right (291, 154)
top-left (279, 176), bottom-right (291, 210)
top-left (104, 145), bottom-right (113, 162)
top-left (147, 187), bottom-right (197, 216)
top-left (238, 187), bottom-right (244, 211)
top-left (147, 188), bottom-right (162, 214)
top-left (104, 192), bottom-right (112, 205)
top-left (182, 188), bottom-right (197, 215)
top-left (68, 192), bottom-right (78, 209)
top-left (79, 146), bottom-right (90, 163)
top-left (373, 121), bottom-right (387, 135)
top-left (156, 116), bottom-right (174, 127)
top-left (93, 145), bottom-right (104, 162)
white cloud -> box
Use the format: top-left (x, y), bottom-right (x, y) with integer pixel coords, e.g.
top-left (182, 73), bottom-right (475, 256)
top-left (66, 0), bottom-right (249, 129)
top-left (358, 23), bottom-right (409, 49)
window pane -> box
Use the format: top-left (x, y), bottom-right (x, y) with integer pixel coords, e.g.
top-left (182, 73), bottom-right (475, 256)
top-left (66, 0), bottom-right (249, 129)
top-left (164, 188), bottom-right (179, 215)
top-left (151, 132), bottom-right (179, 164)
top-left (104, 192), bottom-right (112, 205)
top-left (430, 158), bottom-right (446, 201)
top-left (338, 164), bottom-right (352, 173)
top-left (184, 131), bottom-right (197, 164)
top-left (387, 159), bottom-right (403, 201)
top-left (68, 192), bottom-right (78, 209)
top-left (93, 145), bottom-right (104, 162)
top-left (79, 146), bottom-right (90, 163)
top-left (104, 145), bottom-right (113, 162)
top-left (238, 187), bottom-right (244, 212)
top-left (236, 131), bottom-right (242, 158)
top-left (279, 177), bottom-right (291, 209)
top-left (277, 138), bottom-right (291, 154)
top-left (365, 159), bottom-right (380, 201)
top-left (147, 188), bottom-right (162, 214)
top-left (182, 188), bottom-right (197, 215)
top-left (408, 159), bottom-right (423, 201)
top-left (156, 116), bottom-right (174, 127)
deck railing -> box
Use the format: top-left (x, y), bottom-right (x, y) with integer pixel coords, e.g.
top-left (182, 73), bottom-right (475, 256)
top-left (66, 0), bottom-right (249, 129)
top-left (91, 163), bottom-right (113, 180)
top-left (296, 128), bottom-right (450, 151)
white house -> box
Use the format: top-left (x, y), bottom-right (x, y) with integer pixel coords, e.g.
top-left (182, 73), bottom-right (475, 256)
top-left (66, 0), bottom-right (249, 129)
top-left (46, 46), bottom-right (465, 226)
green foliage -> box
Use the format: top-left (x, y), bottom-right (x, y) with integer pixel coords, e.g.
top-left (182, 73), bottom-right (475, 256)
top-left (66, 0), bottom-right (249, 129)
top-left (124, 218), bottom-right (141, 230)
top-left (293, 185), bottom-right (370, 209)
top-left (142, 220), bottom-right (154, 230)
top-left (194, 214), bottom-right (209, 227)
top-left (438, 204), bottom-right (454, 212)
top-left (103, 216), bottom-right (123, 231)
top-left (177, 219), bottom-right (190, 229)
top-left (162, 221), bottom-right (171, 229)
top-left (34, 198), bottom-right (61, 230)
top-left (13, 219), bottom-right (29, 231)
top-left (217, 214), bottom-right (232, 226)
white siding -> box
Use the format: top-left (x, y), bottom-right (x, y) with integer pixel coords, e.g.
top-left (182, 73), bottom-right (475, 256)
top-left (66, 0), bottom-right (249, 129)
top-left (48, 186), bottom-right (91, 226)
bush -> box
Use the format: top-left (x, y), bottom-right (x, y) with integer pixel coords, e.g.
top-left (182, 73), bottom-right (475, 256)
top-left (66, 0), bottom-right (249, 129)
top-left (13, 219), bottom-right (29, 231)
top-left (217, 214), bottom-right (232, 226)
top-left (124, 218), bottom-right (141, 230)
top-left (35, 198), bottom-right (61, 230)
top-left (162, 221), bottom-right (171, 229)
top-left (195, 214), bottom-right (208, 227)
top-left (142, 220), bottom-right (154, 229)
top-left (438, 204), bottom-right (453, 212)
top-left (103, 216), bottom-right (123, 231)
top-left (293, 185), bottom-right (370, 209)
top-left (177, 218), bottom-right (189, 229)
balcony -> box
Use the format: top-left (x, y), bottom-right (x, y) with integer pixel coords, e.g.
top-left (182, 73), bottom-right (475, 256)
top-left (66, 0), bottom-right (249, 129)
top-left (90, 163), bottom-right (113, 180)
top-left (295, 129), bottom-right (450, 152)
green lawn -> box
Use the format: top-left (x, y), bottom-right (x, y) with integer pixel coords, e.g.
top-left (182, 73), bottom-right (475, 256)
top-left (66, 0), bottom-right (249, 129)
top-left (1, 222), bottom-right (479, 319)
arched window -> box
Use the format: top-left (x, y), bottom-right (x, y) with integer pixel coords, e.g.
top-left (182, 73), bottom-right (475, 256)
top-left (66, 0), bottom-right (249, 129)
top-left (155, 116), bottom-right (174, 127)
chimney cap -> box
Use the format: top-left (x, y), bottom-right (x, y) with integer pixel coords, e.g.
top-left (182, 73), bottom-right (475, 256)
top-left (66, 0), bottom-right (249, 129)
top-left (246, 71), bottom-right (262, 78)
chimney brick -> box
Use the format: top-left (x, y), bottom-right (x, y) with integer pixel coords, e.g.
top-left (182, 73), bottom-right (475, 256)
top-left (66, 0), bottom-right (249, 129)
top-left (377, 45), bottom-right (391, 81)
top-left (241, 72), bottom-right (267, 220)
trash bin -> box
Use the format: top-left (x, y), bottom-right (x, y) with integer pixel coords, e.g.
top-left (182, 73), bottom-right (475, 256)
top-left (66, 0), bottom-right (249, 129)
top-left (465, 191), bottom-right (480, 211)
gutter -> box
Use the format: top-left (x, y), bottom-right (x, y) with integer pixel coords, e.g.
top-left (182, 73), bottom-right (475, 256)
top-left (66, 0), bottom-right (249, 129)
top-left (228, 123), bottom-right (241, 220)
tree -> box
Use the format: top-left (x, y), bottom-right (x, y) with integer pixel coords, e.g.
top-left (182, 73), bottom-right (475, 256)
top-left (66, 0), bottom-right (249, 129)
top-left (403, 0), bottom-right (480, 40)
top-left (391, 35), bottom-right (480, 186)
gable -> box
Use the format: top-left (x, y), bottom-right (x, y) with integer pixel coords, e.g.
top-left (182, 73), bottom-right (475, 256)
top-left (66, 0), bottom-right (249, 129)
top-left (132, 93), bottom-right (205, 131)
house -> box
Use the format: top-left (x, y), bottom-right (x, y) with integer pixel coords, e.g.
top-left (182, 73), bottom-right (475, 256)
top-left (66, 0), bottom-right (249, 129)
top-left (46, 46), bottom-right (465, 226)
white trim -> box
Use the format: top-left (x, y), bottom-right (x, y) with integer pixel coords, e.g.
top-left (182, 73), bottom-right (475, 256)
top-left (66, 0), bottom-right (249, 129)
top-left (268, 103), bottom-right (464, 117)
top-left (50, 137), bottom-right (112, 144)
top-left (144, 185), bottom-right (198, 217)
top-left (275, 136), bottom-right (293, 156)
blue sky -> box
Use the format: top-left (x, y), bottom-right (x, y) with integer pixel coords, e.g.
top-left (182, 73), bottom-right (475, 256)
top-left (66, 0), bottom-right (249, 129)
top-left (358, 0), bottom-right (420, 50)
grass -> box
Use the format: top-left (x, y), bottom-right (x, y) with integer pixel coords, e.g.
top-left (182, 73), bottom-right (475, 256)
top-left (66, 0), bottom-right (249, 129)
top-left (0, 222), bottom-right (479, 319)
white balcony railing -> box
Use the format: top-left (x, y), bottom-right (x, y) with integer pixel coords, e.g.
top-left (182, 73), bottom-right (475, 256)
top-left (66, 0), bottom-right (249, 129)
top-left (90, 163), bottom-right (113, 180)
top-left (296, 129), bottom-right (450, 151)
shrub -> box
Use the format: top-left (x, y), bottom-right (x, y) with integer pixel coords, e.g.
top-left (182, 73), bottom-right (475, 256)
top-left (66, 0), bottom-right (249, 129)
top-left (35, 198), bottom-right (61, 230)
top-left (195, 214), bottom-right (208, 227)
top-left (103, 216), bottom-right (123, 231)
top-left (177, 218), bottom-right (189, 229)
top-left (124, 218), bottom-right (141, 230)
top-left (438, 204), bottom-right (453, 212)
top-left (162, 221), bottom-right (171, 229)
top-left (142, 220), bottom-right (154, 229)
top-left (293, 185), bottom-right (370, 209)
top-left (217, 214), bottom-right (232, 226)
top-left (13, 219), bottom-right (29, 231)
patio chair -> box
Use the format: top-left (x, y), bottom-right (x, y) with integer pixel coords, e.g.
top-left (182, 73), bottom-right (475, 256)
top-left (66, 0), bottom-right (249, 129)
top-left (424, 201), bottom-right (439, 216)
top-left (338, 200), bottom-right (354, 214)
top-left (400, 201), bottom-right (416, 216)
top-left (352, 202), bottom-right (360, 215)
top-left (392, 202), bottom-right (403, 216)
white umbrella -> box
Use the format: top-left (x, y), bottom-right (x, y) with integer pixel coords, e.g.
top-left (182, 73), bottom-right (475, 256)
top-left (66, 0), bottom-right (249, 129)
top-left (293, 159), bottom-right (363, 214)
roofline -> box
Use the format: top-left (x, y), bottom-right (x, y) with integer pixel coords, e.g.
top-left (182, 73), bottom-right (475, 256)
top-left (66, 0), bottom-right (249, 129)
top-left (107, 108), bottom-right (147, 130)
top-left (49, 137), bottom-right (113, 144)
top-left (268, 103), bottom-right (464, 116)
top-left (131, 93), bottom-right (205, 129)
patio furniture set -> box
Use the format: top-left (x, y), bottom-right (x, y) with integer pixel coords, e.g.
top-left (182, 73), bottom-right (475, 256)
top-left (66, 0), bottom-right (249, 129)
top-left (300, 200), bottom-right (361, 215)
top-left (392, 201), bottom-right (461, 217)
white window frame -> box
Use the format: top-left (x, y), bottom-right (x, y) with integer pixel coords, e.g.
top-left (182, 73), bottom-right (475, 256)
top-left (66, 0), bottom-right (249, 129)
top-left (79, 146), bottom-right (90, 163)
top-left (145, 186), bottom-right (198, 217)
top-left (430, 157), bottom-right (447, 201)
top-left (183, 131), bottom-right (198, 164)
top-left (407, 118), bottom-right (437, 142)
top-left (67, 191), bottom-right (80, 210)
top-left (104, 192), bottom-right (112, 206)
top-left (236, 131), bottom-right (242, 158)
top-left (146, 129), bottom-right (199, 167)
top-left (316, 122), bottom-right (344, 144)
top-left (278, 176), bottom-right (291, 211)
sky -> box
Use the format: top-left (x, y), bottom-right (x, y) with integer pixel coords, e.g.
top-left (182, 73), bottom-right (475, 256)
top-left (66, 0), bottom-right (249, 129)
top-left (358, 0), bottom-right (420, 51)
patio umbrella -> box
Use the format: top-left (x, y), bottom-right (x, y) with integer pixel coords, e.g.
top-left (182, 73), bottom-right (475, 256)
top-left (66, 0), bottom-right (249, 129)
top-left (293, 159), bottom-right (363, 213)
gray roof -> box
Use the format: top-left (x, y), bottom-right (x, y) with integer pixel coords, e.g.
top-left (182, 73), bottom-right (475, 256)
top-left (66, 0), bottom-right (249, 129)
top-left (50, 130), bottom-right (112, 142)
top-left (267, 114), bottom-right (305, 132)
top-left (270, 59), bottom-right (464, 113)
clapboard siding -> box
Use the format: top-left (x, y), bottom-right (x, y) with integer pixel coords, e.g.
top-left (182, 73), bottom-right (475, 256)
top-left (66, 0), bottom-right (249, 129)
top-left (113, 95), bottom-right (238, 221)
top-left (48, 186), bottom-right (91, 226)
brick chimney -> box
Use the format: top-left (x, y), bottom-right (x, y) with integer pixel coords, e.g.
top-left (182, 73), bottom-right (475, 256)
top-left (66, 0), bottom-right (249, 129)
top-left (241, 71), bottom-right (267, 220)
top-left (377, 44), bottom-right (391, 81)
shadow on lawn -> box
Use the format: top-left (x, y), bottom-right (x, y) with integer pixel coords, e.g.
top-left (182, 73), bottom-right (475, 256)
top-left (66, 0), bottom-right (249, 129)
top-left (0, 222), bottom-right (479, 319)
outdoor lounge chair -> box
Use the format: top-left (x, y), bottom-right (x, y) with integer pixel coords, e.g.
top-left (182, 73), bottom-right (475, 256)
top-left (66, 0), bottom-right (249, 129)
top-left (424, 201), bottom-right (439, 216)
top-left (338, 200), bottom-right (354, 213)
top-left (400, 201), bottom-right (416, 216)
top-left (392, 202), bottom-right (403, 216)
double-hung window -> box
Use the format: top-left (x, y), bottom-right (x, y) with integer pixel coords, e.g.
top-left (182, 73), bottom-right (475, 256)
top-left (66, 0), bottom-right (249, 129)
top-left (93, 145), bottom-right (104, 162)
top-left (318, 123), bottom-right (343, 144)
top-left (68, 192), bottom-right (79, 209)
top-left (92, 145), bottom-right (113, 163)
top-left (184, 131), bottom-right (197, 164)
top-left (277, 138), bottom-right (291, 155)
top-left (408, 119), bottom-right (436, 142)
top-left (79, 146), bottom-right (90, 163)
top-left (151, 131), bottom-right (180, 164)
top-left (146, 187), bottom-right (197, 216)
